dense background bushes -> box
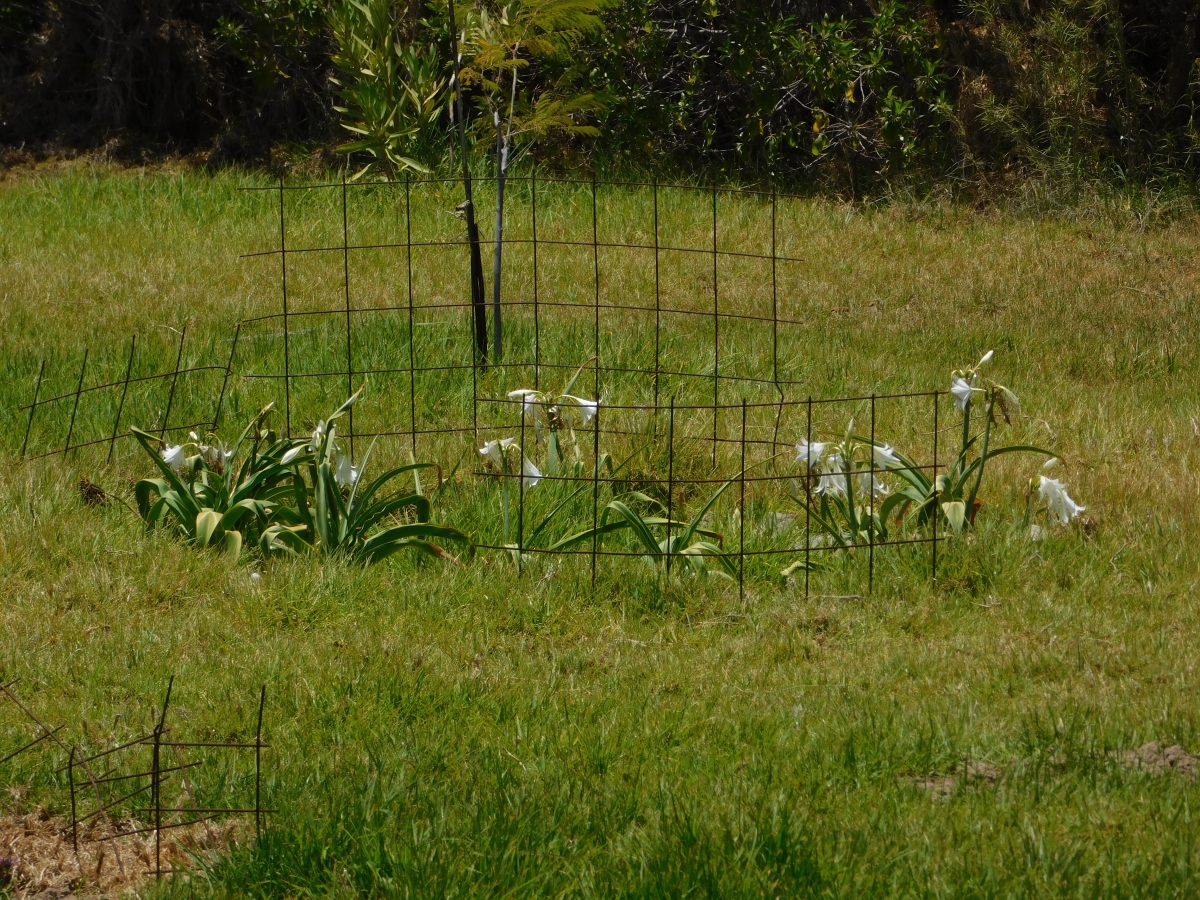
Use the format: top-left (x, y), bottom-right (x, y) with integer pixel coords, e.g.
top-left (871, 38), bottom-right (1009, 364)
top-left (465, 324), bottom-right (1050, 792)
top-left (2, 0), bottom-right (1198, 188)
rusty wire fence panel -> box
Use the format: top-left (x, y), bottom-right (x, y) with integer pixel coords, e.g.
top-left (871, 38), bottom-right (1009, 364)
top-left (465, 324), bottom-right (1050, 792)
top-left (15, 173), bottom-right (946, 594)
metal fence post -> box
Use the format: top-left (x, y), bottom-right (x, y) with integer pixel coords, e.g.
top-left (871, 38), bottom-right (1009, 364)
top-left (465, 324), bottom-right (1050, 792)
top-left (109, 335), bottom-right (137, 462)
top-left (21, 359), bottom-right (46, 459)
top-left (160, 327), bottom-right (187, 440)
top-left (64, 350), bottom-right (88, 454)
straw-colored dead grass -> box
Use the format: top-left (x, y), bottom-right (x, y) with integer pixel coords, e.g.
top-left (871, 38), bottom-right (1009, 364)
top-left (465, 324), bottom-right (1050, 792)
top-left (0, 805), bottom-right (245, 898)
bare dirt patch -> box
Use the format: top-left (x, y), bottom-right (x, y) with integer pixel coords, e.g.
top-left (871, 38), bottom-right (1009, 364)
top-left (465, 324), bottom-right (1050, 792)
top-left (902, 759), bottom-right (1004, 800)
top-left (1115, 742), bottom-right (1199, 781)
top-left (0, 807), bottom-right (245, 899)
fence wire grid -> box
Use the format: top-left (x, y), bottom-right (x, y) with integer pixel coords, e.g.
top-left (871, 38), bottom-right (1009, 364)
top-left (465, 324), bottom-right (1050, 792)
top-left (17, 174), bottom-right (948, 594)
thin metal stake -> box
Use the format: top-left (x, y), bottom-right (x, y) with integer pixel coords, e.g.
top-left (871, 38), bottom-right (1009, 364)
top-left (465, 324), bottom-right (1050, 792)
top-left (255, 684), bottom-right (265, 843)
top-left (69, 746), bottom-right (79, 858)
top-left (771, 190), bottom-right (778, 385)
top-left (518, 402), bottom-right (526, 576)
top-left (64, 350), bottom-right (88, 454)
top-left (805, 396), bottom-right (812, 601)
top-left (653, 179), bottom-right (661, 415)
top-left (152, 676), bottom-right (174, 880)
top-left (531, 170), bottom-right (540, 389)
top-left (869, 394), bottom-right (876, 596)
top-left (159, 327), bottom-right (186, 440)
top-left (213, 324), bottom-right (238, 434)
top-left (932, 391), bottom-right (939, 585)
top-left (739, 399), bottom-right (747, 604)
top-left (447, 0), bottom-right (487, 363)
top-left (279, 179), bottom-right (291, 438)
top-left (711, 186), bottom-right (719, 467)
top-left (342, 167), bottom-right (354, 457)
top-left (21, 359), bottom-right (45, 459)
top-left (592, 174), bottom-right (600, 403)
top-left (666, 398), bottom-right (675, 576)
top-left (109, 336), bottom-right (137, 463)
top-left (406, 174), bottom-right (417, 455)
top-left (590, 401), bottom-right (601, 588)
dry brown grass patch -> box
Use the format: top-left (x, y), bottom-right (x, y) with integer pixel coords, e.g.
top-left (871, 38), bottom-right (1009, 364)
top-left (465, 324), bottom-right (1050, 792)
top-left (1, 806), bottom-right (246, 899)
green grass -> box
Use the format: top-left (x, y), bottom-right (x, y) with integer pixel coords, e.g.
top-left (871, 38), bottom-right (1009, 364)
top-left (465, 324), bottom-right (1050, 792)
top-left (2, 162), bottom-right (1200, 897)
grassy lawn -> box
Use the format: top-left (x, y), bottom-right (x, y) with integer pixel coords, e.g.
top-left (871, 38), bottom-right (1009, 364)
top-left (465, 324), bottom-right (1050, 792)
top-left (2, 163), bottom-right (1200, 897)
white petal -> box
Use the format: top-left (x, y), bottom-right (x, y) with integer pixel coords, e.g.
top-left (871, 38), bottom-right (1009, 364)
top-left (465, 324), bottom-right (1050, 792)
top-left (950, 376), bottom-right (975, 412)
top-left (161, 444), bottom-right (187, 472)
top-left (577, 398), bottom-right (598, 424)
top-left (521, 456), bottom-right (542, 489)
top-left (872, 444), bottom-right (900, 469)
top-left (795, 438), bottom-right (826, 465)
top-left (978, 350), bottom-right (994, 366)
top-left (281, 446), bottom-right (303, 465)
top-left (334, 451), bottom-right (358, 487)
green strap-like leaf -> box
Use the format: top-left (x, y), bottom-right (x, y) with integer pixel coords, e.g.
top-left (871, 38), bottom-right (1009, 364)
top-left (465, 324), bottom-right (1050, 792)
top-left (608, 500), bottom-right (662, 558)
top-left (195, 509), bottom-right (222, 549)
top-left (353, 463), bottom-right (440, 515)
top-left (260, 524), bottom-right (310, 556)
top-left (359, 524), bottom-right (469, 564)
top-left (679, 478), bottom-right (737, 548)
top-left (546, 519), bottom-right (632, 553)
top-left (130, 427), bottom-right (201, 518)
top-left (942, 500), bottom-right (967, 535)
top-left (135, 478), bottom-right (170, 520)
top-left (355, 494), bottom-right (431, 533)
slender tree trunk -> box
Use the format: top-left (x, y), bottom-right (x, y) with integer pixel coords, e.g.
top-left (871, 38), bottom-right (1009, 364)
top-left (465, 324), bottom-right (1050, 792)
top-left (492, 111), bottom-right (507, 361)
top-left (447, 0), bottom-right (488, 362)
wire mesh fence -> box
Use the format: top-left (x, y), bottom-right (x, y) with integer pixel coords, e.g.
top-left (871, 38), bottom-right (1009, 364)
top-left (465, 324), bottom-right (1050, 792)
top-left (2, 676), bottom-right (271, 880)
top-left (16, 173), bottom-right (947, 593)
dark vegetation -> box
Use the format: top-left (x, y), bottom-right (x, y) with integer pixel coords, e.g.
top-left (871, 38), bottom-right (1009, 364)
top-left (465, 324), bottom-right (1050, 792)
top-left (1, 0), bottom-right (1198, 188)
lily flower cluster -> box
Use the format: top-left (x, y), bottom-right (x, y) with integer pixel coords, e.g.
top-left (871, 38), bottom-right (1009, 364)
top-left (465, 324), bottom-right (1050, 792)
top-left (949, 349), bottom-right (1022, 421)
top-left (160, 431), bottom-right (234, 476)
top-left (506, 389), bottom-right (599, 434)
top-left (1030, 459), bottom-right (1085, 528)
top-left (480, 438), bottom-right (543, 490)
top-left (281, 420), bottom-right (358, 487)
top-left (795, 432), bottom-right (901, 498)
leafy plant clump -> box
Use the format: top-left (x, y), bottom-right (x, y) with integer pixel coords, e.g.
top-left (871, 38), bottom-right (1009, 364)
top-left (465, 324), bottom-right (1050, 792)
top-left (261, 389), bottom-right (471, 564)
top-left (131, 391), bottom-right (469, 566)
top-left (782, 351), bottom-right (1085, 574)
top-left (132, 404), bottom-right (301, 559)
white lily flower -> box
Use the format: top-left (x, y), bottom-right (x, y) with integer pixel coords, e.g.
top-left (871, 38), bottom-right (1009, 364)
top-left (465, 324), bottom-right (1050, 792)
top-left (333, 449), bottom-right (359, 488)
top-left (1038, 476), bottom-right (1085, 525)
top-left (872, 444), bottom-right (901, 469)
top-left (1042, 456), bottom-right (1059, 470)
top-left (795, 438), bottom-right (827, 466)
top-left (856, 463), bottom-right (890, 498)
top-left (978, 350), bottom-right (994, 366)
top-left (281, 445), bottom-right (303, 465)
top-left (479, 437), bottom-right (515, 465)
top-left (950, 375), bottom-right (977, 411)
top-left (310, 421), bottom-right (326, 451)
top-left (161, 444), bottom-right (187, 472)
top-left (575, 397), bottom-right (600, 425)
top-left (507, 389), bottom-right (541, 419)
top-left (814, 452), bottom-right (846, 496)
top-left (521, 456), bottom-right (543, 490)
top-left (562, 395), bottom-right (599, 425)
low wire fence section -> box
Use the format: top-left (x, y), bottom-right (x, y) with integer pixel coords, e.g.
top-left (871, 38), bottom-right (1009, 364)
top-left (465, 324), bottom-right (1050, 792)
top-left (232, 173), bottom-right (812, 461)
top-left (471, 389), bottom-right (946, 597)
top-left (18, 326), bottom-right (238, 462)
